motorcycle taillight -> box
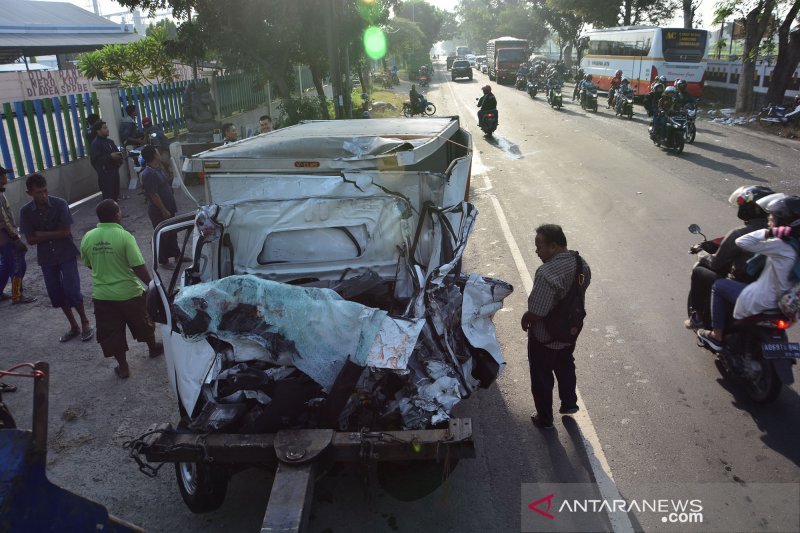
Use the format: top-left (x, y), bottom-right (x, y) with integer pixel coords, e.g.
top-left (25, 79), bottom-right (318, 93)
top-left (773, 319), bottom-right (792, 329)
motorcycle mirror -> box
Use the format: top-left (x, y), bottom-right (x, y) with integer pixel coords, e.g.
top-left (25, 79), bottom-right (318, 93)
top-left (688, 224), bottom-right (701, 234)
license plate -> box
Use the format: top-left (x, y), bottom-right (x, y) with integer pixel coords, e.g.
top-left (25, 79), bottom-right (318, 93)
top-left (762, 342), bottom-right (800, 359)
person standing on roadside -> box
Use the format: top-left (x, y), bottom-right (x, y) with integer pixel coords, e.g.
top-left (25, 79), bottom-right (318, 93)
top-left (0, 166), bottom-right (36, 304)
top-left (90, 121), bottom-right (124, 201)
top-left (80, 200), bottom-right (163, 379)
top-left (258, 115), bottom-right (273, 134)
top-left (521, 224), bottom-right (591, 430)
top-left (141, 146), bottom-right (182, 269)
top-left (19, 173), bottom-right (93, 342)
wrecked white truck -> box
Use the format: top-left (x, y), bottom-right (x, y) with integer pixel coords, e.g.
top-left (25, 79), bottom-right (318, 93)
top-left (131, 117), bottom-right (513, 530)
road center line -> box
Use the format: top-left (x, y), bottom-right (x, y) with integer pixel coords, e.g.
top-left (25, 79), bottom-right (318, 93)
top-left (447, 71), bottom-right (634, 532)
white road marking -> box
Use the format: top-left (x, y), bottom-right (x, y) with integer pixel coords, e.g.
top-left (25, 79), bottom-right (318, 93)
top-left (446, 74), bottom-right (634, 532)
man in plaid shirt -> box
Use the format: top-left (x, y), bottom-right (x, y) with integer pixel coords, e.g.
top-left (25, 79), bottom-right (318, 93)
top-left (521, 224), bottom-right (591, 430)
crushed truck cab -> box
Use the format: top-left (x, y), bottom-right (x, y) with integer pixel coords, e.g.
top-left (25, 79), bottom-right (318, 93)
top-left (136, 117), bottom-right (513, 530)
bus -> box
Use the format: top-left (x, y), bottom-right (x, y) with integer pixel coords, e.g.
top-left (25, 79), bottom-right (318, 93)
top-left (456, 46), bottom-right (472, 57)
top-left (579, 26), bottom-right (709, 97)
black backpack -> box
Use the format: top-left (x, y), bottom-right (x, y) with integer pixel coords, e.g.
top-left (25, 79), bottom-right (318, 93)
top-left (543, 252), bottom-right (587, 345)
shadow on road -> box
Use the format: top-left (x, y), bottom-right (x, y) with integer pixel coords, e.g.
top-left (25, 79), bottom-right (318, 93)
top-left (689, 140), bottom-right (775, 167)
top-left (679, 152), bottom-right (770, 183)
top-left (714, 370), bottom-right (800, 469)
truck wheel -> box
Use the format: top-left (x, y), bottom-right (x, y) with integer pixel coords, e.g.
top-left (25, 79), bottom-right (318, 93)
top-left (175, 462), bottom-right (229, 513)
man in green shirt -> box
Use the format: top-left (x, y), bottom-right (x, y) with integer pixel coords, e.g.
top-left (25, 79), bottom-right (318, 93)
top-left (80, 200), bottom-right (163, 378)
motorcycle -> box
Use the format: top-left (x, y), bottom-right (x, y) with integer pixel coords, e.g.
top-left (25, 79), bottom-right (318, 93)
top-left (615, 87), bottom-right (634, 119)
top-left (546, 82), bottom-right (563, 109)
top-left (688, 224), bottom-right (798, 403)
top-left (403, 99), bottom-right (437, 117)
top-left (419, 74), bottom-right (429, 88)
top-left (580, 84), bottom-right (598, 112)
top-left (649, 114), bottom-right (686, 154)
top-left (527, 78), bottom-right (539, 98)
top-left (480, 109), bottom-right (498, 137)
top-left (758, 96), bottom-right (800, 125)
top-left (515, 74), bottom-right (527, 91)
top-left (684, 102), bottom-right (698, 143)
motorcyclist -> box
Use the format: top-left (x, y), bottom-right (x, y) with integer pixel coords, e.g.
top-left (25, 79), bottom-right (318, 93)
top-left (652, 86), bottom-right (679, 141)
top-left (698, 195), bottom-right (800, 351)
top-left (391, 65), bottom-right (399, 84)
top-left (477, 85), bottom-right (497, 127)
top-left (686, 185), bottom-right (775, 330)
top-left (409, 84), bottom-right (426, 114)
top-left (614, 78), bottom-right (632, 114)
top-left (674, 79), bottom-right (696, 107)
top-left (608, 69), bottom-right (623, 108)
top-left (418, 64), bottom-right (429, 85)
top-left (517, 64), bottom-right (528, 77)
top-left (579, 73), bottom-right (595, 104)
top-left (644, 81), bottom-right (665, 118)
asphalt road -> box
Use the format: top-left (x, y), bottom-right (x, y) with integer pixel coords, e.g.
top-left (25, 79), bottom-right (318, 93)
top-left (3, 62), bottom-right (798, 533)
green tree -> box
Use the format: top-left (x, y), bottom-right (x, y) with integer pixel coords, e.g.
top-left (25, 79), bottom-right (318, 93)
top-left (396, 1), bottom-right (445, 51)
top-left (455, 0), bottom-right (549, 54)
top-left (77, 27), bottom-right (177, 85)
top-left (146, 18), bottom-right (178, 39)
top-left (714, 0), bottom-right (778, 112)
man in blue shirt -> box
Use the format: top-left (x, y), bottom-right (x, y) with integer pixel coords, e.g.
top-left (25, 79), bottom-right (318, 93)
top-left (19, 173), bottom-right (93, 342)
top-left (141, 146), bottom-right (182, 269)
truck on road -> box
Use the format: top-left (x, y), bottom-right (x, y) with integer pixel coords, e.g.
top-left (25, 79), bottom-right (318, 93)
top-left (486, 36), bottom-right (529, 84)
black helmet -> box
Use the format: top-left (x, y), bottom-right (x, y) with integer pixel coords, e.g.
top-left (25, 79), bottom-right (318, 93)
top-left (584, 73), bottom-right (592, 81)
top-left (728, 185), bottom-right (775, 221)
top-left (675, 79), bottom-right (688, 91)
top-left (766, 195), bottom-right (800, 227)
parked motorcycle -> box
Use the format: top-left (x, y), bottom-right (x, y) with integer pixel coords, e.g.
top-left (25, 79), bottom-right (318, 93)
top-left (515, 75), bottom-right (527, 91)
top-left (688, 224), bottom-right (798, 403)
top-left (403, 100), bottom-right (437, 117)
top-left (758, 95), bottom-right (800, 125)
top-left (580, 84), bottom-right (598, 112)
top-left (649, 114), bottom-right (686, 154)
top-left (546, 82), bottom-right (563, 109)
top-left (527, 78), bottom-right (539, 98)
top-left (615, 87), bottom-right (635, 119)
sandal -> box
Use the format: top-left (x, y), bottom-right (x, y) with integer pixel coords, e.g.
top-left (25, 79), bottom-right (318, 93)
top-left (59, 328), bottom-right (80, 342)
top-left (81, 327), bottom-right (95, 342)
top-left (0, 383), bottom-right (17, 393)
top-left (114, 366), bottom-right (130, 379)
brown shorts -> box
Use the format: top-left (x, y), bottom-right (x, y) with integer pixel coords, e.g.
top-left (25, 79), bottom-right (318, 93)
top-left (93, 295), bottom-right (155, 357)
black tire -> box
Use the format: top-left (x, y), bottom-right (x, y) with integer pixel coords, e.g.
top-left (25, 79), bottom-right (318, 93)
top-left (425, 103), bottom-right (437, 115)
top-left (592, 101), bottom-right (598, 112)
top-left (402, 104), bottom-right (412, 118)
top-left (744, 359), bottom-right (782, 404)
top-left (673, 136), bottom-right (685, 154)
top-left (627, 108), bottom-right (633, 119)
top-left (175, 462), bottom-right (229, 513)
top-left (686, 125), bottom-right (696, 143)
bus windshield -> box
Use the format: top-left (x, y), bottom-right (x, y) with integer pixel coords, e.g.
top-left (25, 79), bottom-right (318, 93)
top-left (661, 29), bottom-right (708, 63)
top-left (498, 49), bottom-right (527, 63)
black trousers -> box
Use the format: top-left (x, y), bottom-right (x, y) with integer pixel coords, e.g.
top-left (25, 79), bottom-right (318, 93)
top-left (98, 171), bottom-right (120, 201)
top-left (527, 333), bottom-right (578, 424)
top-left (147, 207), bottom-right (181, 264)
top-left (689, 264), bottom-right (720, 328)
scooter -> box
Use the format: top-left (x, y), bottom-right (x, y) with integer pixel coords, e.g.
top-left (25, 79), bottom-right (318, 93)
top-left (684, 102), bottom-right (698, 143)
top-left (649, 114), bottom-right (686, 154)
top-left (546, 82), bottom-right (563, 110)
top-left (515, 74), bottom-right (527, 91)
top-left (615, 87), bottom-right (635, 119)
top-left (480, 109), bottom-right (498, 137)
top-left (580, 84), bottom-right (598, 112)
top-left (527, 78), bottom-right (539, 98)
top-left (688, 224), bottom-right (798, 403)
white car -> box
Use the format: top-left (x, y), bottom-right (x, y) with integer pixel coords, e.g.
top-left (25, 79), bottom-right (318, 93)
top-left (147, 117), bottom-right (513, 513)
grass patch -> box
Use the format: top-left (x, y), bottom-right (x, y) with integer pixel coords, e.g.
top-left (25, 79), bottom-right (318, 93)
top-left (366, 88), bottom-right (406, 118)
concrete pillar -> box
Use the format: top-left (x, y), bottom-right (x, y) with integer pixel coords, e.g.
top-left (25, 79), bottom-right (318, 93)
top-left (92, 80), bottom-right (132, 188)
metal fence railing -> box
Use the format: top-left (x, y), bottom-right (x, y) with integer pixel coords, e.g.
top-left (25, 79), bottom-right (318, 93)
top-left (0, 92), bottom-right (97, 180)
top-left (1, 72), bottom-right (268, 181)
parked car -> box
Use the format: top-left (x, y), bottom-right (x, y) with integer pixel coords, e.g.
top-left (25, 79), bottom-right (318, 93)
top-left (451, 59), bottom-right (473, 81)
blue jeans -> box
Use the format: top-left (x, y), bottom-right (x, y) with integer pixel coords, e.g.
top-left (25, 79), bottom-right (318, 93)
top-left (711, 278), bottom-right (747, 331)
top-left (41, 257), bottom-right (84, 308)
top-left (0, 242), bottom-right (28, 300)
